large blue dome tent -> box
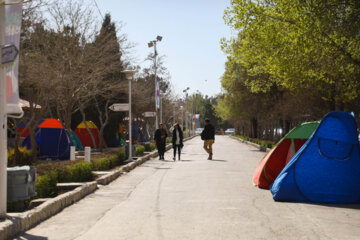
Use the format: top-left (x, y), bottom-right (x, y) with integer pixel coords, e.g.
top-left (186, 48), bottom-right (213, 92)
top-left (271, 111), bottom-right (360, 203)
top-left (22, 118), bottom-right (72, 160)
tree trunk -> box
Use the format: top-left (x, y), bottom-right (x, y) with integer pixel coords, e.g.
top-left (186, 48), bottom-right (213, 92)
top-left (80, 106), bottom-right (97, 149)
top-left (284, 120), bottom-right (291, 136)
top-left (94, 99), bottom-right (110, 152)
top-left (251, 118), bottom-right (258, 139)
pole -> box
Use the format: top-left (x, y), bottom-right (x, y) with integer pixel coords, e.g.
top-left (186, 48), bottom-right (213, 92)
top-left (129, 77), bottom-right (132, 160)
top-left (154, 42), bottom-right (158, 129)
top-left (0, 0), bottom-right (7, 219)
top-left (160, 92), bottom-right (163, 124)
top-left (185, 111), bottom-right (188, 137)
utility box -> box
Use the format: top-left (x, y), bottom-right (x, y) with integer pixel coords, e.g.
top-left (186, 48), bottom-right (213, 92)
top-left (7, 166), bottom-right (37, 201)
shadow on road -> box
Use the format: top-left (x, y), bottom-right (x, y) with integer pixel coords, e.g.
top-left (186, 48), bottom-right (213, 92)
top-left (154, 167), bottom-right (172, 170)
top-left (208, 159), bottom-right (227, 162)
top-left (14, 233), bottom-right (48, 240)
top-left (250, 149), bottom-right (267, 153)
top-left (283, 201), bottom-right (360, 210)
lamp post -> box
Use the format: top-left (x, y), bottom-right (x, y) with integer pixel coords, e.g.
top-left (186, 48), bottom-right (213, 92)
top-left (148, 35), bottom-right (162, 130)
top-left (182, 87), bottom-right (190, 136)
top-left (0, 0), bottom-right (7, 220)
top-left (122, 69), bottom-right (137, 161)
top-left (160, 90), bottom-right (164, 124)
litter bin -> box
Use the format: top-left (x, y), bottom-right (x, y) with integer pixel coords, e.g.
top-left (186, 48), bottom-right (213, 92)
top-left (7, 166), bottom-right (37, 201)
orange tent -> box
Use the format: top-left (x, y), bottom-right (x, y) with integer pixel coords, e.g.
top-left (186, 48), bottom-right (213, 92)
top-left (253, 122), bottom-right (319, 189)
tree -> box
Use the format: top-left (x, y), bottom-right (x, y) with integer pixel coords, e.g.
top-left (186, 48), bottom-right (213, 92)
top-left (223, 0), bottom-right (360, 109)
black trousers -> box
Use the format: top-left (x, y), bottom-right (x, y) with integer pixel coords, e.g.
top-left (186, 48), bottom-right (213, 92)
top-left (157, 143), bottom-right (166, 157)
top-left (173, 144), bottom-right (181, 157)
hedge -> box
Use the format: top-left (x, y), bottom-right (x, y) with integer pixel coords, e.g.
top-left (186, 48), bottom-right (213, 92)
top-left (35, 171), bottom-right (59, 198)
top-left (32, 149), bottom-right (127, 198)
top-left (92, 149), bottom-right (126, 171)
top-left (234, 135), bottom-right (275, 148)
top-left (135, 145), bottom-right (145, 157)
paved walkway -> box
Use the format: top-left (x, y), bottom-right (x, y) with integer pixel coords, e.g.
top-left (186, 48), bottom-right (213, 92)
top-left (16, 136), bottom-right (360, 240)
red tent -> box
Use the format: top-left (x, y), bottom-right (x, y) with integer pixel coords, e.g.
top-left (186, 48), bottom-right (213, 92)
top-left (253, 122), bottom-right (319, 189)
top-left (74, 121), bottom-right (107, 148)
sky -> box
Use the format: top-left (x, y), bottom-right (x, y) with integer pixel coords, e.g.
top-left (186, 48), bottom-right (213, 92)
top-left (96, 0), bottom-right (232, 98)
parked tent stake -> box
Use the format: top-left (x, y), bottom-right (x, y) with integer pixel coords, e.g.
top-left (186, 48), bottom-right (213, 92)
top-left (85, 147), bottom-right (91, 162)
top-left (70, 146), bottom-right (75, 160)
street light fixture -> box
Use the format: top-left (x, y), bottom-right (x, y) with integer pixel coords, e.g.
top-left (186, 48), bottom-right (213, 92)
top-left (148, 35), bottom-right (163, 130)
top-left (122, 68), bottom-right (137, 161)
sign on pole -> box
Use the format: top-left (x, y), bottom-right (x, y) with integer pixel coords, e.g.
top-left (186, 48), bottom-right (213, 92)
top-left (109, 103), bottom-right (129, 112)
top-left (1, 44), bottom-right (18, 65)
top-left (5, 1), bottom-right (23, 115)
top-left (143, 111), bottom-right (156, 118)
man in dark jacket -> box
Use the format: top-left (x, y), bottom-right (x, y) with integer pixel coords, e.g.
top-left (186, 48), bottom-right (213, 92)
top-left (155, 123), bottom-right (168, 160)
top-left (172, 123), bottom-right (183, 161)
top-left (201, 119), bottom-right (215, 160)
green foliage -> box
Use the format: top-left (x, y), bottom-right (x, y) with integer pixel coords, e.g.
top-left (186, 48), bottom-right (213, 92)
top-left (8, 147), bottom-right (33, 166)
top-left (235, 135), bottom-right (275, 149)
top-left (117, 149), bottom-right (126, 162)
top-left (144, 142), bottom-right (156, 152)
top-left (219, 0), bottom-right (360, 140)
top-left (135, 145), bottom-right (145, 157)
top-left (92, 158), bottom-right (111, 171)
top-left (35, 171), bottom-right (59, 198)
top-left (223, 0), bottom-right (360, 105)
top-left (150, 143), bottom-right (156, 151)
top-left (66, 162), bottom-right (93, 182)
top-left (92, 149), bottom-right (127, 170)
top-left (57, 162), bottom-right (93, 183)
top-left (144, 143), bottom-right (151, 152)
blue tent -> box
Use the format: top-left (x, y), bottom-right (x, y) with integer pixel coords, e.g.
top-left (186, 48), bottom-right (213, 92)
top-left (22, 118), bottom-right (72, 160)
top-left (271, 111), bottom-right (360, 203)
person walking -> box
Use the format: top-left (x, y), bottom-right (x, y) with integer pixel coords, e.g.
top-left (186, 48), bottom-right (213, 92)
top-left (172, 123), bottom-right (183, 161)
top-left (201, 118), bottom-right (215, 160)
top-left (155, 123), bottom-right (168, 160)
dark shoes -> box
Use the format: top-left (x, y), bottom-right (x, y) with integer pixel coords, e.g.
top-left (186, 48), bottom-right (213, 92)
top-left (208, 153), bottom-right (213, 160)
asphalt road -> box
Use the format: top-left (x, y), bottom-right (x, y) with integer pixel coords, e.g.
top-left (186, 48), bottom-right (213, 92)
top-left (16, 136), bottom-right (360, 240)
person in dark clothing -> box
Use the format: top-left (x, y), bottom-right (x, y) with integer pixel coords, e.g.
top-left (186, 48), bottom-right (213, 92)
top-left (201, 118), bottom-right (215, 160)
top-left (172, 123), bottom-right (183, 161)
top-left (154, 123), bottom-right (168, 160)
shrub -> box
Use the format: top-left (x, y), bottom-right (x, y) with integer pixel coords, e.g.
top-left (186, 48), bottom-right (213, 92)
top-left (144, 143), bottom-right (151, 152)
top-left (135, 145), bottom-right (145, 156)
top-left (150, 143), bottom-right (156, 151)
top-left (109, 155), bottom-right (120, 168)
top-left (35, 171), bottom-right (59, 198)
top-left (8, 147), bottom-right (33, 166)
top-left (117, 150), bottom-right (126, 162)
top-left (92, 157), bottom-right (111, 171)
top-left (64, 162), bottom-right (93, 182)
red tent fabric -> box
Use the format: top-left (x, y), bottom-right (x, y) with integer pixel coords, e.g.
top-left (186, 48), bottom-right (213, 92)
top-left (74, 121), bottom-right (107, 148)
top-left (253, 139), bottom-right (307, 189)
top-left (253, 122), bottom-right (319, 189)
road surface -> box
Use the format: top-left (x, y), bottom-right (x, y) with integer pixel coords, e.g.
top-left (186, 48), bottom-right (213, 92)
top-left (16, 136), bottom-right (360, 240)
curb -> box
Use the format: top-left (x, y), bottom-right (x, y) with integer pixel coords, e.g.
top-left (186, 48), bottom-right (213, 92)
top-left (0, 135), bottom-right (198, 240)
top-left (229, 135), bottom-right (271, 153)
top-left (0, 182), bottom-right (98, 240)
